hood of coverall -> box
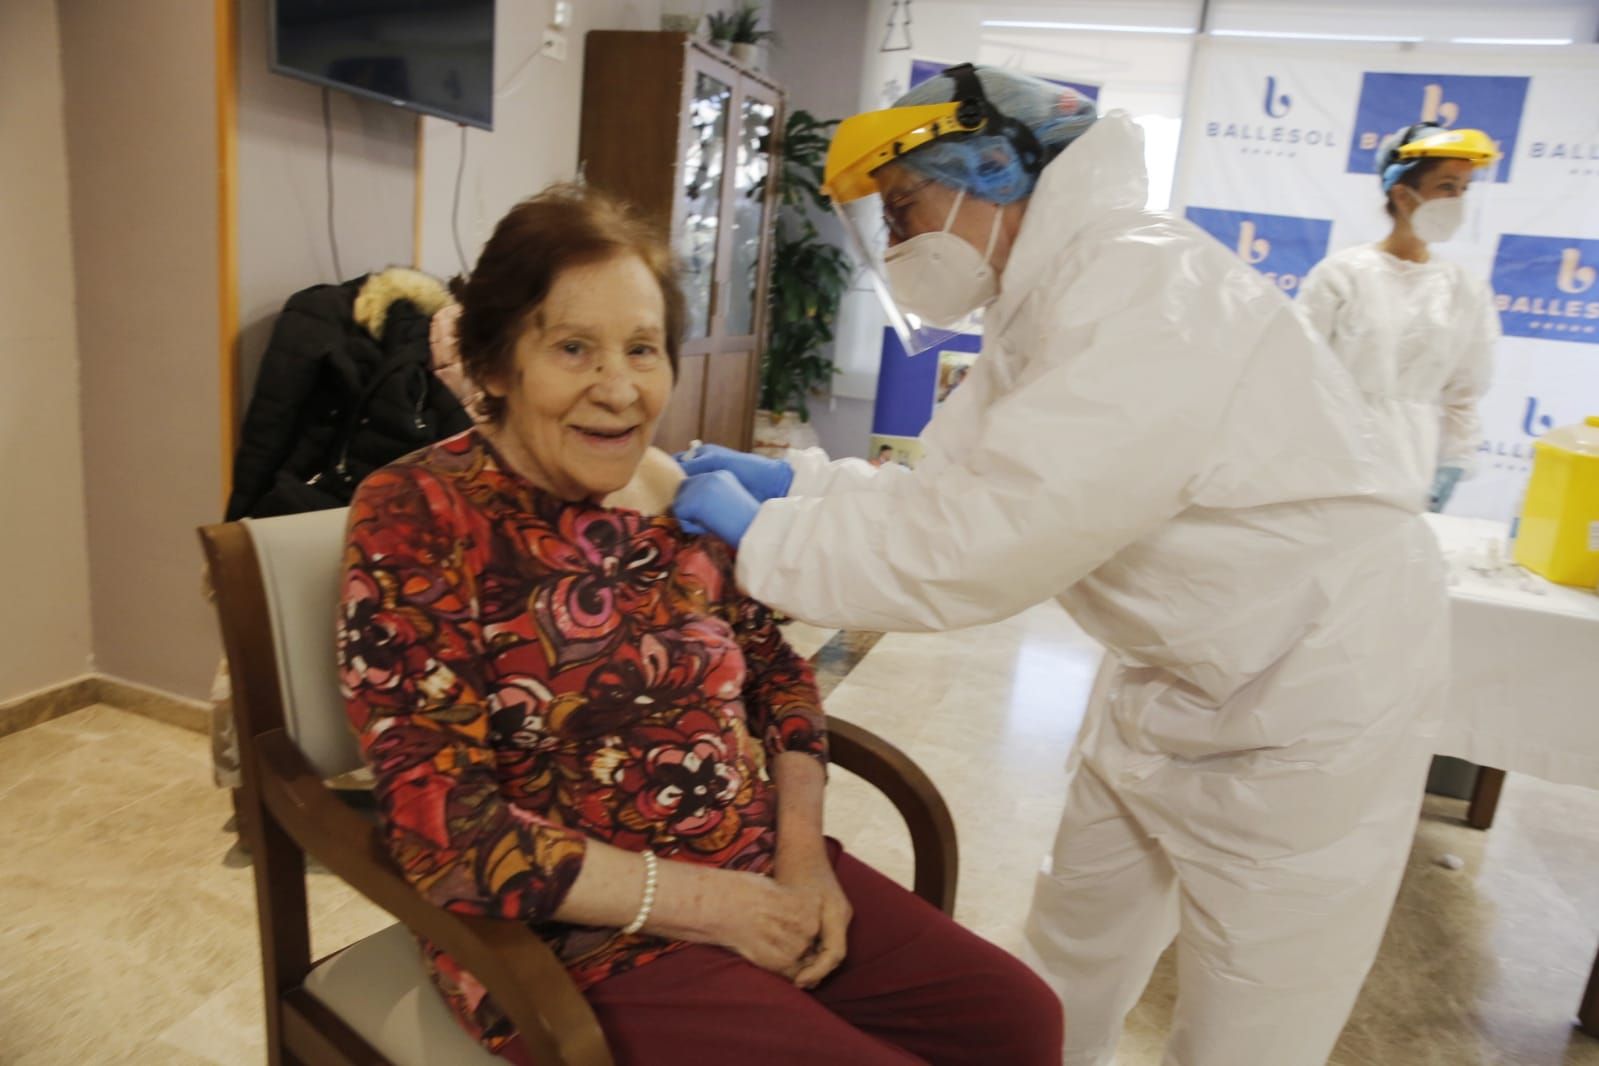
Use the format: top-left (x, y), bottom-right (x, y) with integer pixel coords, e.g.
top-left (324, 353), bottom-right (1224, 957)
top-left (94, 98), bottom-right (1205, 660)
top-left (991, 110), bottom-right (1152, 328)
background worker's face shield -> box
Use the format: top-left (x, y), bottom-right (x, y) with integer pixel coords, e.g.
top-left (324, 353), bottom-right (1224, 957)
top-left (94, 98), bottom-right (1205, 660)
top-left (1383, 126), bottom-right (1503, 246)
top-left (831, 177), bottom-right (988, 358)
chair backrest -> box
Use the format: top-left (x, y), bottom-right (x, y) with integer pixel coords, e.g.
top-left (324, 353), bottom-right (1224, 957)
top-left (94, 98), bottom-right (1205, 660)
top-left (241, 508), bottom-right (361, 780)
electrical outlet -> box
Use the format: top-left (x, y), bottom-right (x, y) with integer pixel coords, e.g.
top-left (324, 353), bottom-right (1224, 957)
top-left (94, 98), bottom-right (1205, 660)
top-left (550, 1), bottom-right (573, 29)
top-left (540, 29), bottom-right (568, 62)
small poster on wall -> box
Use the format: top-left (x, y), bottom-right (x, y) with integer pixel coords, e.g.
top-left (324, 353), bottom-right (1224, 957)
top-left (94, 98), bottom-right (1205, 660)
top-left (869, 434), bottom-right (924, 469)
top-left (871, 327), bottom-right (982, 454)
top-left (935, 350), bottom-right (977, 405)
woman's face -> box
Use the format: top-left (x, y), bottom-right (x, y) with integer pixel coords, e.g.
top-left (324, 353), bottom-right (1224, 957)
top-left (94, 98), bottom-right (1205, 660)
top-left (486, 253), bottom-right (674, 502)
top-left (874, 162), bottom-right (1025, 274)
top-left (1396, 158), bottom-right (1475, 214)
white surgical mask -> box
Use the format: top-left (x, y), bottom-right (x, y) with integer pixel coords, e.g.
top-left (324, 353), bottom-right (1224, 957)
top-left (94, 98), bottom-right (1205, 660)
top-left (1403, 189), bottom-right (1465, 244)
top-left (883, 189), bottom-right (1003, 328)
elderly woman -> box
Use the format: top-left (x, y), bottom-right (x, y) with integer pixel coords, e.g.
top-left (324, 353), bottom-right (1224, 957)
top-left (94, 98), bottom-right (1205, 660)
top-left (336, 184), bottom-right (1060, 1066)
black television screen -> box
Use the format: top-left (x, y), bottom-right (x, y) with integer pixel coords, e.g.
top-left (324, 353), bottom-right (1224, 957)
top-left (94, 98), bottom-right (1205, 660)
top-left (271, 0), bottom-right (496, 130)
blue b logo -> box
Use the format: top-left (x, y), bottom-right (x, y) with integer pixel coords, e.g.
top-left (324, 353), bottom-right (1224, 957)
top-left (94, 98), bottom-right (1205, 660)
top-left (1263, 76), bottom-right (1292, 118)
top-left (1347, 72), bottom-right (1528, 182)
top-left (1184, 207), bottom-right (1332, 297)
top-left (1491, 234), bottom-right (1599, 345)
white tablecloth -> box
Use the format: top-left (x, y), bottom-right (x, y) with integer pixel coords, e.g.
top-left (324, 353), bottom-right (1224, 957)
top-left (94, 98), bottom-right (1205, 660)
top-left (1426, 514), bottom-right (1599, 790)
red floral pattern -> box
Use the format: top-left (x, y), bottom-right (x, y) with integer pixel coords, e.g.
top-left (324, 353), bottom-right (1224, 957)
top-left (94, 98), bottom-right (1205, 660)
top-left (337, 429), bottom-right (827, 1051)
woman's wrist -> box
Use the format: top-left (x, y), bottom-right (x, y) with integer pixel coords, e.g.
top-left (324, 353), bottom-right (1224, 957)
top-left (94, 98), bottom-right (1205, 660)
top-left (620, 851), bottom-right (658, 935)
top-left (644, 858), bottom-right (737, 943)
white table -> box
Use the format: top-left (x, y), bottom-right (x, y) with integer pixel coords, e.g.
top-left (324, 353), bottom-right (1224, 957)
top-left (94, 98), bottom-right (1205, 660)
top-left (1424, 514), bottom-right (1599, 1034)
top-left (1427, 514), bottom-right (1599, 798)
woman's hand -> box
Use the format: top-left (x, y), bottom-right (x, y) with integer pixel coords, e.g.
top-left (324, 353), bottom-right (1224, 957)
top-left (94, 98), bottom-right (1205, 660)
top-left (706, 868), bottom-right (825, 979)
top-left (776, 837), bottom-right (852, 989)
top-left (569, 841), bottom-right (828, 981)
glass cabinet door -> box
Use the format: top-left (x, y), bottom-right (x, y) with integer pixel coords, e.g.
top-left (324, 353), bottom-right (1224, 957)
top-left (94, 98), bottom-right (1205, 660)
top-left (681, 71), bottom-right (732, 340)
top-left (723, 95), bottom-right (776, 338)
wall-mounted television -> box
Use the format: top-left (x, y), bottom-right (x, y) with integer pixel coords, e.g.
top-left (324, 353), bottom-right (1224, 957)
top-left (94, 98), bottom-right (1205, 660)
top-left (271, 0), bottom-right (496, 130)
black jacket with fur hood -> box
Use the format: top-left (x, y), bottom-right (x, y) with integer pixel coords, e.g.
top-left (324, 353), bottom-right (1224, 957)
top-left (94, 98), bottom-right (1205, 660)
top-left (224, 268), bottom-right (471, 520)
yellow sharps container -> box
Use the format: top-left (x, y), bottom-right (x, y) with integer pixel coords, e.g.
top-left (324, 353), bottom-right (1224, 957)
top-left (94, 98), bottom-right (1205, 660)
top-left (1513, 416), bottom-right (1599, 588)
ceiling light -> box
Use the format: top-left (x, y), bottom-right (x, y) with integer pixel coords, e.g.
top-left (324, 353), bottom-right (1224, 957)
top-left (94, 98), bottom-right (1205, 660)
top-left (1451, 36), bottom-right (1573, 46)
top-left (1211, 29), bottom-right (1424, 43)
top-left (980, 19), bottom-right (1196, 36)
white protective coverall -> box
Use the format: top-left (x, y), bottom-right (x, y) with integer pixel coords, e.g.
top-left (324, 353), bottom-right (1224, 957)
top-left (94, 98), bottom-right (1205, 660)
top-left (733, 114), bottom-right (1450, 1066)
top-left (1298, 245), bottom-right (1498, 509)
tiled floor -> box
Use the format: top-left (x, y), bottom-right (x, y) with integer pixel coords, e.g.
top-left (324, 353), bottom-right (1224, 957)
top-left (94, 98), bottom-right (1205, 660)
top-left (3, 604), bottom-right (1598, 1065)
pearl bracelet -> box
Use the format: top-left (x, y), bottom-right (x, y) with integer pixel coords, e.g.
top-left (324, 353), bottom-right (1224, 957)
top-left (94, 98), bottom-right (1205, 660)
top-left (621, 850), bottom-right (658, 936)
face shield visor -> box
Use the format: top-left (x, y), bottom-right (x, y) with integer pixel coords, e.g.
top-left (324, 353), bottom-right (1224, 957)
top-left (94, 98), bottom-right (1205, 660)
top-left (821, 66), bottom-right (1046, 356)
top-left (830, 188), bottom-right (990, 357)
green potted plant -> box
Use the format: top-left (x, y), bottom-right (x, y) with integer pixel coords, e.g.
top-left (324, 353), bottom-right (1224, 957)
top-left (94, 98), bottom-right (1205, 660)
top-left (755, 109), bottom-right (851, 454)
top-left (708, 3), bottom-right (773, 66)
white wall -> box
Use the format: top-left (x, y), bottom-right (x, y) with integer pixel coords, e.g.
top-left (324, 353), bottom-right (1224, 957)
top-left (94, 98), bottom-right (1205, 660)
top-left (416, 0), bottom-right (665, 280)
top-left (235, 0), bottom-right (419, 406)
top-left (0, 0), bottom-right (93, 701)
top-left (768, 0), bottom-right (877, 458)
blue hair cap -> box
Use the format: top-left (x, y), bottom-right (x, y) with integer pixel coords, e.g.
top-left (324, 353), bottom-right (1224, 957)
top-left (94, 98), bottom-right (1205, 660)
top-left (892, 65), bottom-right (1098, 205)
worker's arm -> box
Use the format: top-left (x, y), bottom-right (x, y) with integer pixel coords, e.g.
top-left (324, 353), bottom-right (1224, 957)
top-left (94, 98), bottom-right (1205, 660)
top-left (733, 241), bottom-right (1244, 632)
top-left (1437, 275), bottom-right (1498, 472)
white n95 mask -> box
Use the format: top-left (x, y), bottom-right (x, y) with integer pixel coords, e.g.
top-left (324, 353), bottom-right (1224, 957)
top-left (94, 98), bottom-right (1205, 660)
top-left (883, 189), bottom-right (1003, 328)
top-left (1406, 192), bottom-right (1465, 244)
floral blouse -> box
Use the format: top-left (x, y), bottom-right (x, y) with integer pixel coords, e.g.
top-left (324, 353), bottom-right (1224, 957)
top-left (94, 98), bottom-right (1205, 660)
top-left (336, 429), bottom-right (828, 1050)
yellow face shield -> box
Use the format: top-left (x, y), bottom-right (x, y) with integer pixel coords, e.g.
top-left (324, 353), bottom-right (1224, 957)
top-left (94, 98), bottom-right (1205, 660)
top-left (1396, 127), bottom-right (1502, 168)
top-left (821, 102), bottom-right (983, 204)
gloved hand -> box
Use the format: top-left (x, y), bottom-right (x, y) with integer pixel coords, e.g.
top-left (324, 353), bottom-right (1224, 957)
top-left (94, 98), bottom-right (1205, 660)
top-left (676, 443), bottom-right (794, 503)
top-left (674, 470), bottom-right (761, 547)
top-left (1429, 465), bottom-right (1465, 513)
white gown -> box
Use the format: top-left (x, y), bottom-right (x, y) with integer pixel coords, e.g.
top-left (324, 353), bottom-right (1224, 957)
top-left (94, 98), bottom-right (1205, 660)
top-left (1298, 243), bottom-right (1498, 510)
top-left (732, 112), bottom-right (1450, 1066)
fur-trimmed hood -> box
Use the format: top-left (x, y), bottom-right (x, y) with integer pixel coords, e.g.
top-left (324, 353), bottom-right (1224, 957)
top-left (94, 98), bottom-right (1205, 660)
top-left (353, 267), bottom-right (452, 339)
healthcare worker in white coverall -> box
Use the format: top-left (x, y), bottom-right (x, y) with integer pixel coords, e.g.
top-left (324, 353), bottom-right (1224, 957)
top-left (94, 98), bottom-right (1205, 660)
top-left (1299, 123), bottom-right (1501, 514)
top-left (672, 65), bottom-right (1451, 1066)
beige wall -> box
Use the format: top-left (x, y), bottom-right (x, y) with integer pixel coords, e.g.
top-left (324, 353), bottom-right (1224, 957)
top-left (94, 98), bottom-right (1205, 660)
top-left (5, 0), bottom-right (706, 703)
top-left (0, 0), bottom-right (93, 701)
top-left (58, 0), bottom-right (224, 699)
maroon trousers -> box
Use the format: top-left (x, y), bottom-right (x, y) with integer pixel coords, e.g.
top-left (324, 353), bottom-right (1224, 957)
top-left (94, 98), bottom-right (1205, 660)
top-left (501, 843), bottom-right (1062, 1066)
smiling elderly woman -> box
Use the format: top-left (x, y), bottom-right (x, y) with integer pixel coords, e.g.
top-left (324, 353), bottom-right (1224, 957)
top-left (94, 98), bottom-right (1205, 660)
top-left (335, 185), bottom-right (1060, 1066)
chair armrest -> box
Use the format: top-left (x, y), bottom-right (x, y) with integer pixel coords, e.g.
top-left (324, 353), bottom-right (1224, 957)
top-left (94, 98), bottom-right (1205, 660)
top-left (824, 717), bottom-right (959, 914)
top-left (256, 729), bottom-right (613, 1066)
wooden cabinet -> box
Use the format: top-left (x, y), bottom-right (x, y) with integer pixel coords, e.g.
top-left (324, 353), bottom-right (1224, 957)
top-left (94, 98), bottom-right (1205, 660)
top-left (579, 32), bottom-right (783, 453)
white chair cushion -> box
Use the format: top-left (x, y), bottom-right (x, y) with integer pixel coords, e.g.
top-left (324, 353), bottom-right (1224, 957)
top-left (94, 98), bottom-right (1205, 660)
top-left (303, 922), bottom-right (509, 1065)
top-left (243, 509), bottom-right (362, 780)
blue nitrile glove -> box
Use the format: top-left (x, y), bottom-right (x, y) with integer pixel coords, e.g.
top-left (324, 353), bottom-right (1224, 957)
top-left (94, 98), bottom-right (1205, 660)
top-left (674, 470), bottom-right (761, 547)
top-left (1429, 465), bottom-right (1465, 513)
top-left (675, 443), bottom-right (794, 503)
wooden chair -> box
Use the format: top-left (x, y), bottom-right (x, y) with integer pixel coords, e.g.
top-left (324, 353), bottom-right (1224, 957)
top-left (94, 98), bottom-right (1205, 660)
top-left (199, 509), bottom-right (959, 1066)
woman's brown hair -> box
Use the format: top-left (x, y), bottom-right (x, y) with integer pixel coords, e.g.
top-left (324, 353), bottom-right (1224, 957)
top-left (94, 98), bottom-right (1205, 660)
top-left (450, 183), bottom-right (685, 422)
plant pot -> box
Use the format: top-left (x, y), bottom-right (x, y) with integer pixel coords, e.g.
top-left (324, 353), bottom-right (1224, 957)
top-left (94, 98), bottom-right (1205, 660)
top-left (709, 38), bottom-right (732, 52)
top-left (752, 410), bottom-right (820, 458)
top-left (730, 41), bottom-right (760, 67)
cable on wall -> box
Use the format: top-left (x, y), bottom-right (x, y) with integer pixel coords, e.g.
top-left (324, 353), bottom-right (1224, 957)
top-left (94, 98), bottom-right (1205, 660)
top-left (321, 88), bottom-right (344, 279)
top-left (452, 124), bottom-right (470, 274)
